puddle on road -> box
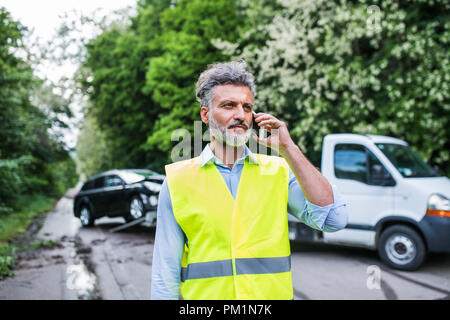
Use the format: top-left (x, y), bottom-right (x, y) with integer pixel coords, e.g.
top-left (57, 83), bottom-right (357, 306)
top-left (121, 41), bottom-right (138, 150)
top-left (66, 261), bottom-right (99, 299)
top-left (65, 237), bottom-right (102, 300)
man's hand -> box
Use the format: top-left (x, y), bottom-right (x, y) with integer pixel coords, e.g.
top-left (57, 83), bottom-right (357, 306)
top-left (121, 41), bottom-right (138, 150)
top-left (253, 112), bottom-right (333, 207)
top-left (252, 112), bottom-right (295, 154)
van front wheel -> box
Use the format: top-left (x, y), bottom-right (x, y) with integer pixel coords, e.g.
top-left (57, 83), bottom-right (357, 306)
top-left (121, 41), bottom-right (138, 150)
top-left (378, 225), bottom-right (426, 271)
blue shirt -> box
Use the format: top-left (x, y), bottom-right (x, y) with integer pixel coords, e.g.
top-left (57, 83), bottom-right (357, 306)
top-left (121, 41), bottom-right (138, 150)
top-left (151, 144), bottom-right (348, 300)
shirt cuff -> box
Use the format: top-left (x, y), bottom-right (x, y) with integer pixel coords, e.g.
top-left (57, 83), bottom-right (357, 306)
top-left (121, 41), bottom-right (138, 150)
top-left (304, 184), bottom-right (348, 231)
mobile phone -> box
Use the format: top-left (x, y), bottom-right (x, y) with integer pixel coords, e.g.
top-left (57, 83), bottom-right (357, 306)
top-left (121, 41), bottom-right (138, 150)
top-left (252, 111), bottom-right (258, 130)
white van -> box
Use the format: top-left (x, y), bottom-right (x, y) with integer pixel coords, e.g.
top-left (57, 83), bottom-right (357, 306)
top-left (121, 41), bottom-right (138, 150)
top-left (288, 134), bottom-right (450, 271)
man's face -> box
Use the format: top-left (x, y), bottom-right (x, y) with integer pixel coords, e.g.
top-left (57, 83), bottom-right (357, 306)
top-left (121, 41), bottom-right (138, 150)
top-left (201, 84), bottom-right (254, 147)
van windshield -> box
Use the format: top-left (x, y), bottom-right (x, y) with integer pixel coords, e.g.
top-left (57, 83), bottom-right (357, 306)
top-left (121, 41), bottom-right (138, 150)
top-left (375, 143), bottom-right (439, 178)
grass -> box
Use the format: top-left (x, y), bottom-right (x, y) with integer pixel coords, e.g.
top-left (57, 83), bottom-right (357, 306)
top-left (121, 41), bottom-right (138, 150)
top-left (0, 194), bottom-right (58, 280)
top-left (0, 245), bottom-right (15, 279)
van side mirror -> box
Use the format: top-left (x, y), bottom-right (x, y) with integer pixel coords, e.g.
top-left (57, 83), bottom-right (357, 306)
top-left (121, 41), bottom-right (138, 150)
top-left (382, 175), bottom-right (396, 186)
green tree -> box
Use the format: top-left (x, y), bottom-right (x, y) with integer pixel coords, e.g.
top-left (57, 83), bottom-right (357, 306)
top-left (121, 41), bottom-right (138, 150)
top-left (0, 7), bottom-right (77, 214)
top-left (81, 1), bottom-right (171, 173)
top-left (75, 112), bottom-right (114, 180)
top-left (0, 7), bottom-right (36, 213)
top-left (219, 0), bottom-right (449, 174)
top-left (143, 0), bottom-right (246, 162)
top-left (79, 0), bottom-right (247, 173)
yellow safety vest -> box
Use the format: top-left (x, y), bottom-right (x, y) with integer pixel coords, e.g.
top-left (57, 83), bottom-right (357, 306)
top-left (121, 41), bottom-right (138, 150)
top-left (165, 153), bottom-right (293, 300)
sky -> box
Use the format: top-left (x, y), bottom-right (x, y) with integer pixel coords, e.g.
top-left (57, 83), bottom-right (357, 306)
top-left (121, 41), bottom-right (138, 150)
top-left (4, 1), bottom-right (128, 39)
top-left (1, 0), bottom-right (138, 150)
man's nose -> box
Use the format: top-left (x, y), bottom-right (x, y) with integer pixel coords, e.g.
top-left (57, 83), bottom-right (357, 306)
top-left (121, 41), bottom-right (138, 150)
top-left (233, 105), bottom-right (246, 120)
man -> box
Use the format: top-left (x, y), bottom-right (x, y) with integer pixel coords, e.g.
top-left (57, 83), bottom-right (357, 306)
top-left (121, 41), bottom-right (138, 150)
top-left (151, 61), bottom-right (348, 300)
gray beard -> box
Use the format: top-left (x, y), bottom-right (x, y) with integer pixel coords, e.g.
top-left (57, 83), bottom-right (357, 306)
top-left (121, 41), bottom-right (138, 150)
top-left (208, 114), bottom-right (253, 147)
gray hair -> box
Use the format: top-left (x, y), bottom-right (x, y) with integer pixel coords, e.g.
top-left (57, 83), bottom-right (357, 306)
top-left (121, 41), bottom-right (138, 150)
top-left (195, 60), bottom-right (256, 109)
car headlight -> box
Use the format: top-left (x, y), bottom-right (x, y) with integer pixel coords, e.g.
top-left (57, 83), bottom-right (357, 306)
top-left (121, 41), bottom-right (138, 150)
top-left (143, 181), bottom-right (162, 193)
top-left (149, 195), bottom-right (158, 206)
top-left (426, 194), bottom-right (450, 217)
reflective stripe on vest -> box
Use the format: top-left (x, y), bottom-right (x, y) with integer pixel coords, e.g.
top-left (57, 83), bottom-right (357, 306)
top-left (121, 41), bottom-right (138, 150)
top-left (181, 256), bottom-right (291, 282)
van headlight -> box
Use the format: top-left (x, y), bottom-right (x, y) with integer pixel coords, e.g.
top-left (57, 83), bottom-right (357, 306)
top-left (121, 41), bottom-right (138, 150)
top-left (426, 194), bottom-right (450, 217)
top-left (143, 181), bottom-right (162, 193)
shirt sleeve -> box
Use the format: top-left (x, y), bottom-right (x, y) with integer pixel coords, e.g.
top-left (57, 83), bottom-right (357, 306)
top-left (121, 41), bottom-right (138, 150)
top-left (287, 169), bottom-right (348, 232)
top-left (150, 178), bottom-right (185, 300)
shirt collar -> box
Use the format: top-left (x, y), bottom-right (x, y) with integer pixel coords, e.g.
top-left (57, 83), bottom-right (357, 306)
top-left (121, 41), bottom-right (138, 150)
top-left (200, 143), bottom-right (259, 168)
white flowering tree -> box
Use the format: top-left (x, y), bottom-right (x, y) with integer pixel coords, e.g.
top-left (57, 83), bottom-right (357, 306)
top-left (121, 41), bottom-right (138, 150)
top-left (216, 0), bottom-right (449, 174)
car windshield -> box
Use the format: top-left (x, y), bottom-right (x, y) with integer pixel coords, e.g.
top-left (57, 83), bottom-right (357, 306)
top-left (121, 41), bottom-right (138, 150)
top-left (131, 169), bottom-right (161, 178)
top-left (375, 143), bottom-right (439, 178)
top-left (119, 169), bottom-right (162, 184)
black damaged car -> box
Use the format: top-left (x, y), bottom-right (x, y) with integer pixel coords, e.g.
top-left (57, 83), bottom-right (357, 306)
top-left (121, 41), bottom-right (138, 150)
top-left (73, 169), bottom-right (164, 227)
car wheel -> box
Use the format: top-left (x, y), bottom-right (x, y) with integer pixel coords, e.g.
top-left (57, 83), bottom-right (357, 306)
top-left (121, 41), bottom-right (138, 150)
top-left (128, 196), bottom-right (144, 221)
top-left (79, 206), bottom-right (94, 227)
top-left (378, 225), bottom-right (426, 271)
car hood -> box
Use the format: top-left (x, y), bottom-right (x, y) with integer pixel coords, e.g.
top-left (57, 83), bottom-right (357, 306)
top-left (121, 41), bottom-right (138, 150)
top-left (402, 176), bottom-right (450, 198)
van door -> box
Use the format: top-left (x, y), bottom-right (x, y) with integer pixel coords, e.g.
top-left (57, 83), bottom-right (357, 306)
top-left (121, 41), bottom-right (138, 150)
top-left (323, 143), bottom-right (396, 248)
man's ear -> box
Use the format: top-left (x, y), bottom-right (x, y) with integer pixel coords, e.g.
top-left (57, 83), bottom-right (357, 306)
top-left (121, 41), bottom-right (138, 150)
top-left (200, 106), bottom-right (209, 124)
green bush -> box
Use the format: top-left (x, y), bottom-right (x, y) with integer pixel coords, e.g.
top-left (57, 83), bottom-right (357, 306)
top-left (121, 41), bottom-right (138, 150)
top-left (0, 194), bottom-right (57, 280)
top-left (0, 245), bottom-right (16, 280)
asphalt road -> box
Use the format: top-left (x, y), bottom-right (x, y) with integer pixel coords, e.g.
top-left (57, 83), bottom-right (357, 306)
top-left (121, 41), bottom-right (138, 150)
top-left (1, 187), bottom-right (449, 300)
